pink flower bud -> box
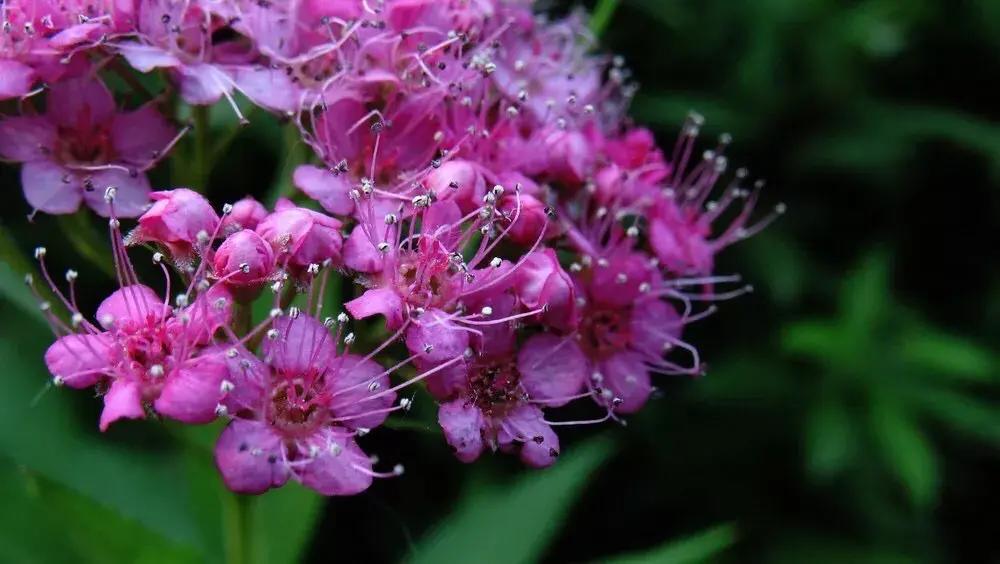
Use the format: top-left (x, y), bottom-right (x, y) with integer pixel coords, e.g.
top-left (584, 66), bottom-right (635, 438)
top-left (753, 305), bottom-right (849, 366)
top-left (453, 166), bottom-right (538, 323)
top-left (134, 189), bottom-right (220, 257)
top-left (255, 206), bottom-right (343, 271)
top-left (499, 192), bottom-right (550, 246)
top-left (423, 159), bottom-right (486, 213)
top-left (513, 249), bottom-right (579, 332)
top-left (222, 196), bottom-right (268, 234)
top-left (213, 229), bottom-right (275, 300)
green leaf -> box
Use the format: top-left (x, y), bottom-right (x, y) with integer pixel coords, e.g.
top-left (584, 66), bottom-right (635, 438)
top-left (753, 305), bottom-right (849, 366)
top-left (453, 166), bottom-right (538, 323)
top-left (839, 252), bottom-right (890, 335)
top-left (869, 399), bottom-right (939, 507)
top-left (407, 437), bottom-right (614, 564)
top-left (589, 0), bottom-right (621, 37)
top-left (899, 328), bottom-right (996, 383)
top-left (599, 523), bottom-right (737, 564)
top-left (911, 389), bottom-right (1000, 446)
top-left (804, 398), bottom-right (856, 479)
top-left (0, 305), bottom-right (205, 553)
top-left (781, 320), bottom-right (848, 360)
top-left (250, 483), bottom-right (325, 564)
top-left (0, 462), bottom-right (201, 564)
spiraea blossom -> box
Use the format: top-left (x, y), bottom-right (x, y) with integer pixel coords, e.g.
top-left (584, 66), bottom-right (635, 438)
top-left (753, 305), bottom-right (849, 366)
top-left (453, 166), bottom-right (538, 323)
top-left (12, 0), bottom-right (783, 496)
top-left (0, 73), bottom-right (180, 217)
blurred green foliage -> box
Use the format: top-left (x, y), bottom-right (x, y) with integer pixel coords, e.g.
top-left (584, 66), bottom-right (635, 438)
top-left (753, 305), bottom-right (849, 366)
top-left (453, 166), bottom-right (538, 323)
top-left (1, 0), bottom-right (998, 562)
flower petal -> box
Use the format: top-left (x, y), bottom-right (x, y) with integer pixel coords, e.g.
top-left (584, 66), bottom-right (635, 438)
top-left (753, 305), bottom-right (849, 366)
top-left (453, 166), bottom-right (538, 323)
top-left (47, 75), bottom-right (116, 130)
top-left (500, 404), bottom-right (560, 468)
top-left (99, 379), bottom-right (145, 431)
top-left (262, 315), bottom-right (336, 376)
top-left (438, 399), bottom-right (484, 463)
top-left (81, 168), bottom-right (152, 218)
top-left (112, 104), bottom-right (176, 166)
top-left (0, 116), bottom-right (56, 161)
top-left (405, 308), bottom-right (469, 365)
top-left (214, 419), bottom-right (289, 494)
top-left (345, 288), bottom-right (405, 330)
top-left (293, 165), bottom-right (354, 215)
top-left (517, 333), bottom-right (587, 405)
top-left (44, 333), bottom-right (112, 388)
top-left (598, 352), bottom-right (652, 414)
top-left (21, 160), bottom-right (83, 215)
top-left (154, 354), bottom-right (228, 424)
top-left (343, 225), bottom-right (384, 274)
top-left (116, 42), bottom-right (181, 72)
top-left (325, 354), bottom-right (395, 429)
top-left (95, 284), bottom-right (168, 329)
top-left (297, 431), bottom-right (374, 496)
top-left (0, 60), bottom-right (36, 100)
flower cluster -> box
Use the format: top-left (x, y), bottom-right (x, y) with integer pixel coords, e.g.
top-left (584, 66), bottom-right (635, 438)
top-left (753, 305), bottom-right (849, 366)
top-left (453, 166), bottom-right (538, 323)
top-left (8, 0), bottom-right (783, 496)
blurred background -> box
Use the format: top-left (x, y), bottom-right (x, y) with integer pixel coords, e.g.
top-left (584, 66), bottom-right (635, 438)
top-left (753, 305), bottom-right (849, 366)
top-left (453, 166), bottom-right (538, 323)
top-left (1, 0), bottom-right (998, 562)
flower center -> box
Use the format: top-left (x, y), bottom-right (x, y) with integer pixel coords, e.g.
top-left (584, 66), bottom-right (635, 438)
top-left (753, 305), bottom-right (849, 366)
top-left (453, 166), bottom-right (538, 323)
top-left (268, 380), bottom-right (328, 437)
top-left (56, 125), bottom-right (114, 165)
top-left (579, 307), bottom-right (632, 359)
top-left (468, 359), bottom-right (524, 417)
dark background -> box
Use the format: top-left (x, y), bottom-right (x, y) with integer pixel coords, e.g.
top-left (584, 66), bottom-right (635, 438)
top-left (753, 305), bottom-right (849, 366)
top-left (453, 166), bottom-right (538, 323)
top-left (0, 0), bottom-right (997, 562)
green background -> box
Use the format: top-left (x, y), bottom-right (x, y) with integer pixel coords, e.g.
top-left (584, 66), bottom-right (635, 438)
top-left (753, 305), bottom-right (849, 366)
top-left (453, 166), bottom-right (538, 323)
top-left (1, 0), bottom-right (997, 562)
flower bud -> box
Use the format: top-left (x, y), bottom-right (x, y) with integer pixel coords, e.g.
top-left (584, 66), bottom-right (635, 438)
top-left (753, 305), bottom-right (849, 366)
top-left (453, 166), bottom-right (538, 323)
top-left (222, 196), bottom-right (268, 234)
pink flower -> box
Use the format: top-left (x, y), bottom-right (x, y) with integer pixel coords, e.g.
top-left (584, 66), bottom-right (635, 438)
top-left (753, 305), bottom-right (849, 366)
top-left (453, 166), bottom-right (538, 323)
top-left (213, 314), bottom-right (400, 495)
top-left (433, 329), bottom-right (588, 467)
top-left (0, 74), bottom-right (176, 217)
top-left (647, 116), bottom-right (785, 276)
top-left (43, 281), bottom-right (233, 430)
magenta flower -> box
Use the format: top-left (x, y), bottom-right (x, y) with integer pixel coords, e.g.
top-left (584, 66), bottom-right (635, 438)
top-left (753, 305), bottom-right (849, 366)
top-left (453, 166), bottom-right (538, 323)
top-left (41, 268), bottom-right (233, 431)
top-left (213, 314), bottom-right (400, 496)
top-left (432, 328), bottom-right (588, 468)
top-left (0, 74), bottom-right (176, 217)
top-left (212, 229), bottom-right (277, 302)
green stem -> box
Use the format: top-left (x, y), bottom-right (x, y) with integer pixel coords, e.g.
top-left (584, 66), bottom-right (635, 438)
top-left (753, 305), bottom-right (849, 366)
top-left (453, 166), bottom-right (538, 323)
top-left (56, 212), bottom-right (116, 279)
top-left (589, 0), bottom-right (620, 37)
top-left (193, 105), bottom-right (210, 191)
top-left (224, 493), bottom-right (254, 564)
top-left (266, 124), bottom-right (307, 207)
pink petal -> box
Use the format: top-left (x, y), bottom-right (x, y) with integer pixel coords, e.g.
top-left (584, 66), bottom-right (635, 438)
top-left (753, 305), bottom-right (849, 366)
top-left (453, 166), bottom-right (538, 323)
top-left (262, 315), bottom-right (336, 377)
top-left (177, 64), bottom-right (228, 105)
top-left (517, 334), bottom-right (587, 406)
top-left (438, 399), bottom-right (484, 463)
top-left (0, 116), bottom-right (56, 161)
top-left (405, 308), bottom-right (469, 365)
top-left (232, 66), bottom-right (300, 113)
top-left (44, 333), bottom-right (113, 388)
top-left (112, 104), bottom-right (176, 166)
top-left (95, 284), bottom-right (167, 329)
top-left (20, 160), bottom-right (83, 215)
top-left (514, 249), bottom-right (578, 332)
top-left (629, 298), bottom-right (683, 359)
top-left (116, 42), bottom-right (181, 72)
top-left (500, 404), bottom-right (560, 468)
top-left (422, 201), bottom-right (463, 249)
top-left (293, 165), bottom-right (354, 215)
top-left (325, 354), bottom-right (395, 429)
top-left (81, 168), bottom-right (152, 218)
top-left (99, 379), bottom-right (145, 431)
top-left (297, 431), bottom-right (374, 496)
top-left (345, 288), bottom-right (405, 330)
top-left (214, 419), bottom-right (289, 494)
top-left (343, 225), bottom-right (384, 274)
top-left (154, 354), bottom-right (228, 424)
top-left (47, 75), bottom-right (116, 131)
top-left (179, 284), bottom-right (233, 345)
top-left (0, 60), bottom-right (36, 100)
top-left (598, 352), bottom-right (652, 414)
